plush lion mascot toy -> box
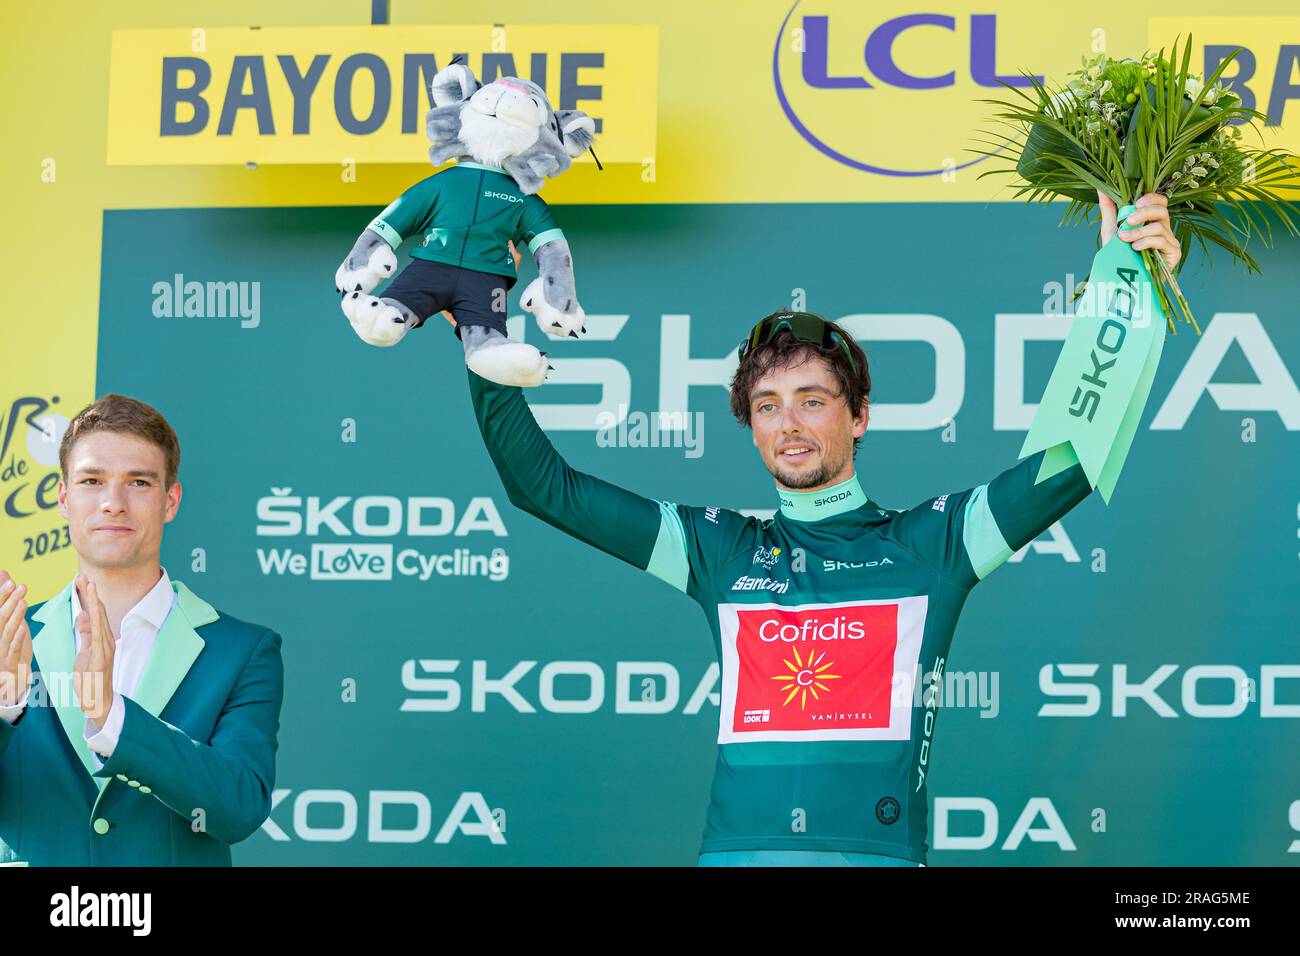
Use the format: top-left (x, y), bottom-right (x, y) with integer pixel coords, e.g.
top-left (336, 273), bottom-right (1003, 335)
top-left (334, 60), bottom-right (596, 386)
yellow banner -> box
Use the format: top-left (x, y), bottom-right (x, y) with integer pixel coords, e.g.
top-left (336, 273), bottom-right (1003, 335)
top-left (106, 24), bottom-right (658, 166)
top-left (1148, 18), bottom-right (1300, 156)
top-left (7, 0), bottom-right (1300, 599)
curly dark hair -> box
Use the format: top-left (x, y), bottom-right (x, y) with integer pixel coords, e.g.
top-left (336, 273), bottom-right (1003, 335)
top-left (729, 314), bottom-right (872, 452)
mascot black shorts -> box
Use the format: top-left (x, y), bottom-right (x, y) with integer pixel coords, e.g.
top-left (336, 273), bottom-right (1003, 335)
top-left (380, 258), bottom-right (516, 337)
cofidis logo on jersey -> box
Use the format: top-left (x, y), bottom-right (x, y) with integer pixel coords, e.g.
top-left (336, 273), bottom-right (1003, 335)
top-left (772, 2), bottom-right (1043, 176)
top-left (716, 596), bottom-right (928, 743)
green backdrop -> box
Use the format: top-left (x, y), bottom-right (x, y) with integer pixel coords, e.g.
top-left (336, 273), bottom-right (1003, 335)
top-left (95, 201), bottom-right (1300, 865)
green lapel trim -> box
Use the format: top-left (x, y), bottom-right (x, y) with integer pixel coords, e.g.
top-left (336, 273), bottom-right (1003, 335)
top-left (30, 579), bottom-right (218, 793)
top-left (31, 581), bottom-right (100, 786)
top-left (130, 581), bottom-right (214, 721)
top-left (88, 580), bottom-right (215, 818)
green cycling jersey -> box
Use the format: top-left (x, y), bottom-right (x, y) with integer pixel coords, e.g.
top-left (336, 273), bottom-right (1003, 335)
top-left (368, 162), bottom-right (564, 278)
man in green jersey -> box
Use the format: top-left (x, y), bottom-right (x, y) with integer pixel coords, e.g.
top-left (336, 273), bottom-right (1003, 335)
top-left (466, 192), bottom-right (1180, 866)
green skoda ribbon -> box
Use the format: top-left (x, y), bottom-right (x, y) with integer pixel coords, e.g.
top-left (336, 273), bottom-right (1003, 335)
top-left (1018, 204), bottom-right (1167, 504)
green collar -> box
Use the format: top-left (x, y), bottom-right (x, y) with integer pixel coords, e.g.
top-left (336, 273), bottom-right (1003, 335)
top-left (456, 160), bottom-right (509, 174)
top-left (776, 473), bottom-right (867, 522)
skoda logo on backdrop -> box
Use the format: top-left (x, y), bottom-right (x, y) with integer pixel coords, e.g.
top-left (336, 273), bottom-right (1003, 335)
top-left (772, 1), bottom-right (1043, 176)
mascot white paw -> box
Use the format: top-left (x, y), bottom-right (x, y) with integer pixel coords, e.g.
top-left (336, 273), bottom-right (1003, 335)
top-left (521, 277), bottom-right (586, 339)
top-left (341, 291), bottom-right (410, 347)
top-left (466, 339), bottom-right (552, 388)
top-left (335, 243), bottom-right (397, 295)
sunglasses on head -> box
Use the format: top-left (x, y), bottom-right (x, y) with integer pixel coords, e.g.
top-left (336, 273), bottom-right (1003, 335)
top-left (738, 311), bottom-right (859, 374)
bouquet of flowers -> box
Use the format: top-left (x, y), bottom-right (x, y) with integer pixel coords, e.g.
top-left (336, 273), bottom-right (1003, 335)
top-left (975, 34), bottom-right (1300, 335)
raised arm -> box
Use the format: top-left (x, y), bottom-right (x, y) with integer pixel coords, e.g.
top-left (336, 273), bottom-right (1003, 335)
top-left (468, 370), bottom-right (706, 591)
top-left (960, 444), bottom-right (1094, 581)
top-left (889, 444), bottom-right (1093, 590)
top-left (891, 193), bottom-right (1182, 586)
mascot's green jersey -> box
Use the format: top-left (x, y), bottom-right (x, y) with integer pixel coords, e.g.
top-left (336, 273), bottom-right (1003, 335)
top-left (367, 162), bottom-right (565, 278)
top-left (470, 372), bottom-right (1098, 863)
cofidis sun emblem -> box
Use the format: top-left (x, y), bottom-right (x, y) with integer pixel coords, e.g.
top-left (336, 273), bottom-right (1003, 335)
top-left (771, 646), bottom-right (842, 710)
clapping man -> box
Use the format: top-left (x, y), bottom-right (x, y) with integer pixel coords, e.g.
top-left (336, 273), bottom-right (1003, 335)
top-left (0, 394), bottom-right (284, 865)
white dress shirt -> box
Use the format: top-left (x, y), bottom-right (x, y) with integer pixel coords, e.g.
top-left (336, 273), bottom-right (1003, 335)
top-left (0, 568), bottom-right (176, 768)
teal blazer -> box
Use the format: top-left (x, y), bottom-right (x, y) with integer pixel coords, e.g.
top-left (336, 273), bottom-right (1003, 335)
top-left (0, 579), bottom-right (283, 866)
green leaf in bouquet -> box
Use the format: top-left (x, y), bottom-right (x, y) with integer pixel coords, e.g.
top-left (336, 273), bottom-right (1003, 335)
top-left (1016, 125), bottom-right (1099, 202)
top-left (1121, 80), bottom-right (1223, 182)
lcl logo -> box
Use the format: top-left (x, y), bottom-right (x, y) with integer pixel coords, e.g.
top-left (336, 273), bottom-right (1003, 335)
top-left (772, 3), bottom-right (1044, 176)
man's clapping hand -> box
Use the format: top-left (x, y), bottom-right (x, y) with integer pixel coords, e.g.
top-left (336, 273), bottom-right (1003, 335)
top-left (0, 571), bottom-right (33, 710)
top-left (73, 575), bottom-right (116, 726)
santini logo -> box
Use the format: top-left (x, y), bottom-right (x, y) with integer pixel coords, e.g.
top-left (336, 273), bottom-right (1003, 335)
top-left (49, 886), bottom-right (151, 936)
top-left (732, 575), bottom-right (790, 593)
